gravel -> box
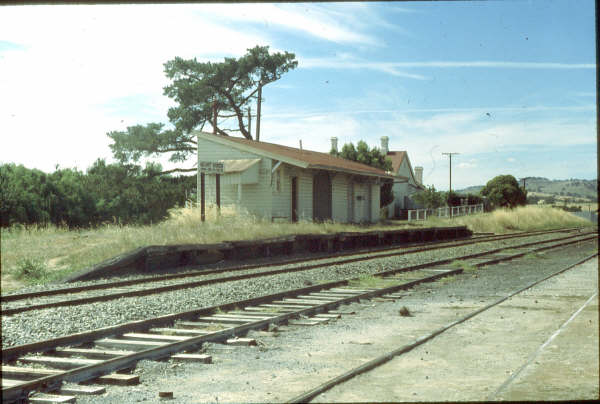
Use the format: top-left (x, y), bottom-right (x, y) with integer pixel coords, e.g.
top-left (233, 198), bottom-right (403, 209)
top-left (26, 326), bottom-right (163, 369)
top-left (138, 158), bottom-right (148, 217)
top-left (1, 231), bottom-right (591, 348)
top-left (73, 242), bottom-right (598, 404)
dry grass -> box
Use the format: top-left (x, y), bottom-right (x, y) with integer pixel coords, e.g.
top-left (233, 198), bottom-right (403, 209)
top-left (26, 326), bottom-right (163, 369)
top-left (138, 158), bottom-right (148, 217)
top-left (426, 205), bottom-right (594, 234)
top-left (2, 204), bottom-right (593, 292)
top-left (1, 205), bottom-right (419, 291)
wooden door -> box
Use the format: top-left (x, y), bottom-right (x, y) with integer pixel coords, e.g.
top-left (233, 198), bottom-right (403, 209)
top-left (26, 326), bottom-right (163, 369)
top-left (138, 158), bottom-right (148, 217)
top-left (312, 171), bottom-right (332, 222)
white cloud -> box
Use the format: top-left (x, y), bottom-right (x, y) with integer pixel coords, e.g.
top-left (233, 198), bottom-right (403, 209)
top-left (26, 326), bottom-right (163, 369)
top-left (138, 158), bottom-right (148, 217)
top-left (198, 3), bottom-right (380, 45)
top-left (387, 61), bottom-right (595, 69)
top-left (300, 56), bottom-right (595, 77)
top-left (458, 162), bottom-right (477, 169)
top-left (0, 3), bottom-right (393, 173)
top-left (300, 56), bottom-right (428, 80)
top-left (0, 4), bottom-right (272, 172)
top-left (255, 104), bottom-right (595, 190)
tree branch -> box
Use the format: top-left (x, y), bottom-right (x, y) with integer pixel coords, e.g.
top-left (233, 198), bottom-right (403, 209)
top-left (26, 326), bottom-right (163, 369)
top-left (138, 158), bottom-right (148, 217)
top-left (156, 167), bottom-right (197, 176)
top-left (239, 86), bottom-right (260, 106)
top-left (156, 147), bottom-right (197, 153)
top-left (216, 127), bottom-right (230, 137)
top-left (220, 90), bottom-right (252, 140)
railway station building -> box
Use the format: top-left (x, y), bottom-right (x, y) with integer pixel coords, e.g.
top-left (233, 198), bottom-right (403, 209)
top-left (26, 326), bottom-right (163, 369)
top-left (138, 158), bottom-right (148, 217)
top-left (380, 136), bottom-right (426, 218)
top-left (195, 132), bottom-right (393, 223)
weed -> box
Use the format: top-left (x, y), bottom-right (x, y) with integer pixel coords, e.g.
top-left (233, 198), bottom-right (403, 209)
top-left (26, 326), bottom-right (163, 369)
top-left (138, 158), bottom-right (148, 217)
top-left (349, 274), bottom-right (393, 288)
top-left (438, 275), bottom-right (457, 285)
top-left (199, 323), bottom-right (227, 332)
top-left (524, 252), bottom-right (545, 260)
top-left (399, 306), bottom-right (412, 317)
top-left (451, 260), bottom-right (478, 272)
top-left (14, 258), bottom-right (47, 281)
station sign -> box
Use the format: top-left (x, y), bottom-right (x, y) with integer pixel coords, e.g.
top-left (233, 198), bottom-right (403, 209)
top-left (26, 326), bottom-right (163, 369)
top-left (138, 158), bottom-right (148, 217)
top-left (199, 161), bottom-right (224, 174)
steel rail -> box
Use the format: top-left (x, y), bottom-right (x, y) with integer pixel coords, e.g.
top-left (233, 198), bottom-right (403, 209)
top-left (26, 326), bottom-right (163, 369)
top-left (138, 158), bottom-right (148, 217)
top-left (286, 252), bottom-right (599, 403)
top-left (2, 271), bottom-right (463, 402)
top-left (3, 232), bottom-right (595, 361)
top-left (2, 235), bottom-right (596, 402)
top-left (0, 226), bottom-right (581, 303)
top-left (2, 230), bottom-right (591, 316)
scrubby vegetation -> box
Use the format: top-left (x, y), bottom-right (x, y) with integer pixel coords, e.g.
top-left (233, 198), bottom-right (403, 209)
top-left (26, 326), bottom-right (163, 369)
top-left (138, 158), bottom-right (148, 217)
top-left (411, 186), bottom-right (483, 209)
top-left (2, 204), bottom-right (593, 291)
top-left (480, 175), bottom-right (527, 209)
top-left (427, 205), bottom-right (594, 234)
top-left (0, 161), bottom-right (195, 228)
top-left (1, 205), bottom-right (420, 291)
top-left (461, 177), bottom-right (598, 202)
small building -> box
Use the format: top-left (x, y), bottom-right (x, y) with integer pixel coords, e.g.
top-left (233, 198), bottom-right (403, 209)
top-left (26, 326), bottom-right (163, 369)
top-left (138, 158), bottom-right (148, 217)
top-left (380, 136), bottom-right (426, 218)
top-left (195, 132), bottom-right (393, 223)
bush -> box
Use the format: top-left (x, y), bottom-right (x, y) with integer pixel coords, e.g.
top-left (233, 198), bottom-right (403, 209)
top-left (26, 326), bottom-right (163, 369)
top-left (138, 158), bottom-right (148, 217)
top-left (480, 175), bottom-right (527, 209)
top-left (15, 258), bottom-right (47, 280)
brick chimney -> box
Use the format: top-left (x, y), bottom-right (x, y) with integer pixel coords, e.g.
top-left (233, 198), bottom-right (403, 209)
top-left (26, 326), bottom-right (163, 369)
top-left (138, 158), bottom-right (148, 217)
top-left (414, 166), bottom-right (423, 184)
top-left (380, 136), bottom-right (389, 155)
top-left (331, 137), bottom-right (338, 153)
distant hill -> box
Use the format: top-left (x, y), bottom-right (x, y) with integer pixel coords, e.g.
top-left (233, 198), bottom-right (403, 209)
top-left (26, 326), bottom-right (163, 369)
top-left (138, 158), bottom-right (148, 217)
top-left (459, 185), bottom-right (484, 194)
top-left (457, 178), bottom-right (598, 201)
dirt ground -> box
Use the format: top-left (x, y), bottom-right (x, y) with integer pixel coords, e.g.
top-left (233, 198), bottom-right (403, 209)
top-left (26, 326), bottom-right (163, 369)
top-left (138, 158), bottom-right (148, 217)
top-left (77, 240), bottom-right (598, 403)
top-left (322, 255), bottom-right (598, 402)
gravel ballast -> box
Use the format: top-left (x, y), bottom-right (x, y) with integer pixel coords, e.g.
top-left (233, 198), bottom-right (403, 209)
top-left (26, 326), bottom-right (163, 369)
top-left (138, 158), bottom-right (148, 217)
top-left (74, 241), bottom-right (598, 403)
top-left (1, 231), bottom-right (592, 348)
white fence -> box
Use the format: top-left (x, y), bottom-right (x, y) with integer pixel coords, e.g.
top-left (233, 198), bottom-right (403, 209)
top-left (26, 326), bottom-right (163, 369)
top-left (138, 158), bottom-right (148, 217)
top-left (407, 204), bottom-right (484, 221)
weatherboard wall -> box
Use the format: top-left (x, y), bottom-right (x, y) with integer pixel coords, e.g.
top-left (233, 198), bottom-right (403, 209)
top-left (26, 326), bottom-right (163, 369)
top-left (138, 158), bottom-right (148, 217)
top-left (297, 168), bottom-right (314, 221)
top-left (195, 136), bottom-right (382, 223)
top-left (331, 173), bottom-right (349, 223)
top-left (196, 137), bottom-right (273, 218)
top-left (371, 183), bottom-right (380, 222)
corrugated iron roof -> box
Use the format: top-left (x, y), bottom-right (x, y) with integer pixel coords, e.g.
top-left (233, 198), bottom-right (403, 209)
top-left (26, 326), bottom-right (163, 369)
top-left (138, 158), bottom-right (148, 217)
top-left (386, 151), bottom-right (407, 174)
top-left (198, 132), bottom-right (393, 179)
top-left (387, 150), bottom-right (425, 190)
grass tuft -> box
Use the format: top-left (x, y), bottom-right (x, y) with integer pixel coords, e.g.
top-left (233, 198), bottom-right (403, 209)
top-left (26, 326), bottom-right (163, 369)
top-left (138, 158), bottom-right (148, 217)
top-left (14, 258), bottom-right (48, 281)
top-left (348, 274), bottom-right (393, 288)
top-left (426, 205), bottom-right (593, 234)
top-left (451, 260), bottom-right (478, 272)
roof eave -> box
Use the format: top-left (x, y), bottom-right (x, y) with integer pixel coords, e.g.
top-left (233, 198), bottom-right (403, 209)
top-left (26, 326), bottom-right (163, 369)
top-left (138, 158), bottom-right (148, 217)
top-left (195, 131), bottom-right (310, 169)
top-left (308, 164), bottom-right (393, 179)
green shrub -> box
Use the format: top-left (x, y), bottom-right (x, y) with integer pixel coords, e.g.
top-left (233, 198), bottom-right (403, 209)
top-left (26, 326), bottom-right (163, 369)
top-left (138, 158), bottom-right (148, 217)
top-left (15, 258), bottom-right (47, 281)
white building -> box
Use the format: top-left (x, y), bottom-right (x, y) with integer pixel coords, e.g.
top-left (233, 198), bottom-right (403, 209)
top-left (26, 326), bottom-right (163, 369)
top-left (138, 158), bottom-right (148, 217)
top-left (195, 132), bottom-right (393, 223)
top-left (380, 136), bottom-right (425, 218)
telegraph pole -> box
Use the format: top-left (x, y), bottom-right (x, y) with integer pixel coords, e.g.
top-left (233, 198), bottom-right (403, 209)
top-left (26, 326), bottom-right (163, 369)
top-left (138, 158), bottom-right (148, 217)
top-left (256, 82), bottom-right (262, 141)
top-left (442, 152), bottom-right (459, 217)
top-left (212, 101), bottom-right (217, 135)
top-left (247, 106), bottom-right (252, 139)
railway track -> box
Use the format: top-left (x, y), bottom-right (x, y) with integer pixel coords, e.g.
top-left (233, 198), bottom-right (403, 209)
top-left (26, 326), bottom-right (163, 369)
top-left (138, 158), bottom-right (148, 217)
top-left (0, 227), bottom-right (589, 316)
top-left (1, 231), bottom-right (596, 403)
top-left (287, 249), bottom-right (598, 403)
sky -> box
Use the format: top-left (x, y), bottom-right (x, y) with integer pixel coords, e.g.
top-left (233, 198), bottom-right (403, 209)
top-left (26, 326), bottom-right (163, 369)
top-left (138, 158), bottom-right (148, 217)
top-left (0, 1), bottom-right (596, 190)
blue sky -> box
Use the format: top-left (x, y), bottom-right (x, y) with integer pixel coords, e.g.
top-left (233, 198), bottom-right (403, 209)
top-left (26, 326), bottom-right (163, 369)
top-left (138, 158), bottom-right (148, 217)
top-left (0, 1), bottom-right (596, 190)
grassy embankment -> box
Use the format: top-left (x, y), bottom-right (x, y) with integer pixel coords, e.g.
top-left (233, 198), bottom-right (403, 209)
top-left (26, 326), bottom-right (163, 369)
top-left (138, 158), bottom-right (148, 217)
top-left (1, 205), bottom-right (594, 292)
top-left (427, 205), bottom-right (594, 234)
top-left (0, 205), bottom-right (421, 291)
